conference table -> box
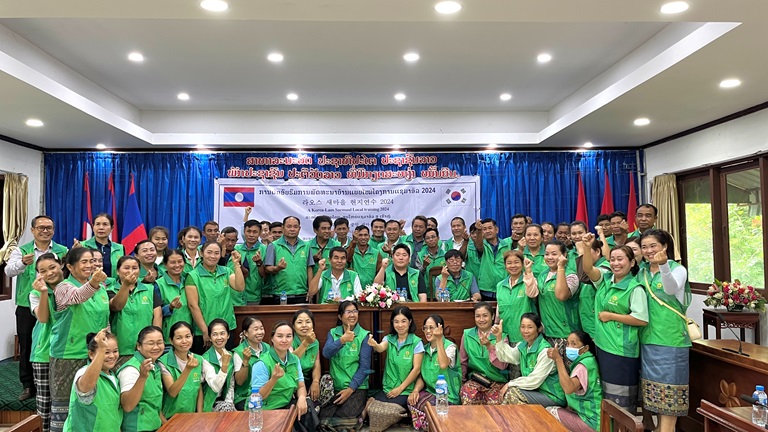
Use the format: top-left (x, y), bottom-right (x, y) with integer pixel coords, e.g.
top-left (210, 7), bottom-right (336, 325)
top-left (157, 406), bottom-right (296, 432)
top-left (424, 403), bottom-right (568, 432)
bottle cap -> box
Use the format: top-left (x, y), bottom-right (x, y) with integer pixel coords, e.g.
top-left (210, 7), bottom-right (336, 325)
top-left (438, 374), bottom-right (445, 380)
top-left (758, 385), bottom-right (765, 391)
top-left (253, 388), bottom-right (260, 393)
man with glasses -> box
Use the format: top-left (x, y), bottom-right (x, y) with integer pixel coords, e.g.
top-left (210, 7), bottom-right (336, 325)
top-left (4, 215), bottom-right (68, 400)
top-left (435, 249), bottom-right (481, 302)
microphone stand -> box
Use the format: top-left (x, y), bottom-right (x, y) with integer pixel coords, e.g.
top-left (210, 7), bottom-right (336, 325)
top-left (714, 310), bottom-right (750, 357)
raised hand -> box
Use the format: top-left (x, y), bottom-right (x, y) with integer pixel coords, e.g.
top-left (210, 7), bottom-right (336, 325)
top-left (186, 353), bottom-right (199, 370)
top-left (32, 275), bottom-right (47, 293)
top-left (72, 238), bottom-right (82, 249)
top-left (523, 258), bottom-right (533, 274)
top-left (366, 335), bottom-right (378, 348)
top-left (91, 269), bottom-right (107, 286)
top-left (242, 347), bottom-right (252, 364)
top-left (95, 328), bottom-right (110, 349)
top-left (277, 258), bottom-right (287, 270)
top-left (557, 255), bottom-right (568, 270)
top-left (244, 206), bottom-right (253, 217)
top-left (272, 364), bottom-right (285, 379)
top-left (462, 230), bottom-right (469, 240)
top-left (490, 319), bottom-right (503, 340)
top-left (124, 270), bottom-right (139, 286)
top-left (220, 349), bottom-right (232, 368)
top-left (433, 323), bottom-right (444, 340)
top-left (143, 269), bottom-right (157, 284)
top-left (619, 220), bottom-right (629, 232)
top-left (423, 255), bottom-right (432, 267)
top-left (318, 258), bottom-right (327, 272)
top-left (441, 265), bottom-right (450, 279)
top-left (306, 330), bottom-right (317, 344)
top-left (139, 358), bottom-right (154, 378)
top-left (595, 225), bottom-right (604, 238)
top-left (651, 249), bottom-right (668, 265)
top-left (546, 346), bottom-right (559, 360)
top-left (231, 250), bottom-right (242, 263)
top-left (21, 253), bottom-right (35, 266)
top-left (341, 326), bottom-right (356, 344)
top-left (582, 232), bottom-right (595, 247)
top-left (381, 243), bottom-right (391, 255)
top-left (381, 257), bottom-right (390, 268)
top-left (170, 296), bottom-right (182, 310)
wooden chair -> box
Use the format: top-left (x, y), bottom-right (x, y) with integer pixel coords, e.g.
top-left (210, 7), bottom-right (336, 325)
top-left (8, 414), bottom-right (43, 432)
top-left (599, 399), bottom-right (643, 432)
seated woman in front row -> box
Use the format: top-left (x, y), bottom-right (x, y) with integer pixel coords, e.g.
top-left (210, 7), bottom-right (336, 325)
top-left (491, 313), bottom-right (566, 407)
top-left (118, 326), bottom-right (166, 432)
top-left (459, 302), bottom-right (509, 405)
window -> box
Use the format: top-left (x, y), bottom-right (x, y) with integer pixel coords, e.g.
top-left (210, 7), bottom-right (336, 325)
top-left (677, 156), bottom-right (768, 294)
top-left (0, 173), bottom-right (11, 301)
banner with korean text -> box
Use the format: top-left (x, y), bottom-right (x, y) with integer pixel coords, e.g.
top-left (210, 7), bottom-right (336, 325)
top-left (214, 177), bottom-right (480, 240)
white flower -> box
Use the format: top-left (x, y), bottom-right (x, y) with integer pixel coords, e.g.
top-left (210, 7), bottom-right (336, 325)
top-left (366, 293), bottom-right (375, 302)
top-left (714, 293), bottom-right (723, 299)
top-left (386, 299), bottom-right (392, 307)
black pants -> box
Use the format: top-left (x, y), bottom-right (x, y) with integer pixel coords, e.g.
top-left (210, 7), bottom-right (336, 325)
top-left (479, 291), bottom-right (497, 302)
top-left (16, 306), bottom-right (36, 390)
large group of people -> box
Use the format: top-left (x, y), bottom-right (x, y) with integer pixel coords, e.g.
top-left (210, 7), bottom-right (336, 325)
top-left (3, 203), bottom-right (691, 432)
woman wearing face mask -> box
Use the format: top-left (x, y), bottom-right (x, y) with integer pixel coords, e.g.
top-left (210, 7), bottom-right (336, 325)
top-left (491, 313), bottom-right (566, 407)
top-left (407, 315), bottom-right (461, 431)
top-left (177, 226), bottom-right (203, 274)
top-left (495, 251), bottom-right (537, 344)
top-left (459, 302), bottom-right (509, 405)
top-left (118, 325), bottom-right (166, 431)
top-left (582, 233), bottom-right (648, 413)
top-left (108, 256), bottom-right (163, 367)
top-left (62, 329), bottom-right (121, 432)
top-left (134, 240), bottom-right (161, 284)
top-left (638, 229), bottom-right (691, 432)
top-left (184, 241), bottom-right (244, 354)
top-left (545, 330), bottom-right (603, 432)
top-left (155, 250), bottom-right (189, 344)
top-left (201, 319), bottom-right (238, 412)
top-left (232, 317), bottom-right (270, 411)
top-left (291, 309), bottom-right (321, 403)
top-left (80, 213), bottom-right (125, 278)
top-left (157, 322), bottom-right (204, 417)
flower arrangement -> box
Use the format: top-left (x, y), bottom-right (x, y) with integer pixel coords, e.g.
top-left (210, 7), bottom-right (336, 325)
top-left (357, 284), bottom-right (400, 309)
top-left (704, 279), bottom-right (766, 312)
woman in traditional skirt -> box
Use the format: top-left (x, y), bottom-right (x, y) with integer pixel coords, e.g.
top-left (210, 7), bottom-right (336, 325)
top-left (291, 309), bottom-right (321, 402)
top-left (582, 233), bottom-right (648, 412)
top-left (459, 302), bottom-right (509, 404)
top-left (638, 229), bottom-right (691, 432)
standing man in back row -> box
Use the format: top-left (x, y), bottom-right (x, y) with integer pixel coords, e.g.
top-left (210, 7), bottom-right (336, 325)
top-left (263, 216), bottom-right (315, 304)
top-left (471, 218), bottom-right (513, 301)
top-left (401, 215), bottom-right (428, 268)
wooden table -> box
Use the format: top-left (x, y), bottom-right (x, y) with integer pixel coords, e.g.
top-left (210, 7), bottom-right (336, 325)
top-left (157, 407), bottom-right (296, 432)
top-left (697, 399), bottom-right (763, 432)
top-left (702, 308), bottom-right (760, 343)
top-left (424, 402), bottom-right (568, 432)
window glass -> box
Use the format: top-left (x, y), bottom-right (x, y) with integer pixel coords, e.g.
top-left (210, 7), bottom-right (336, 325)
top-left (682, 177), bottom-right (714, 283)
top-left (726, 168), bottom-right (764, 287)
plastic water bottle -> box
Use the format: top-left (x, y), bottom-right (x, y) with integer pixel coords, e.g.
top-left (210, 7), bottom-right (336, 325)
top-left (444, 286), bottom-right (450, 302)
top-left (753, 385), bottom-right (768, 426)
top-left (435, 374), bottom-right (448, 415)
top-left (249, 389), bottom-right (263, 431)
top-left (399, 288), bottom-right (406, 301)
top-left (437, 288), bottom-right (446, 302)
top-left (280, 291), bottom-right (287, 305)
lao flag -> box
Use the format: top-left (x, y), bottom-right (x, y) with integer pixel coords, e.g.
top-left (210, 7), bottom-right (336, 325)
top-left (223, 187), bottom-right (254, 207)
top-left (81, 172), bottom-right (93, 240)
top-left (121, 174), bottom-right (148, 253)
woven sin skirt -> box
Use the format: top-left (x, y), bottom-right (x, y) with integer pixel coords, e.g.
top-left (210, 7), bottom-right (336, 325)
top-left (641, 344), bottom-right (689, 417)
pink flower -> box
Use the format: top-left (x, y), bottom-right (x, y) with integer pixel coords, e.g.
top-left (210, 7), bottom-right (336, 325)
top-left (724, 298), bottom-right (730, 306)
top-left (379, 301), bottom-right (386, 308)
top-left (753, 295), bottom-right (758, 301)
top-left (724, 286), bottom-right (730, 293)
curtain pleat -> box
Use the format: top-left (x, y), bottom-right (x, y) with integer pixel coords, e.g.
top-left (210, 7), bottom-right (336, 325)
top-left (651, 174), bottom-right (681, 260)
top-left (1, 173), bottom-right (29, 262)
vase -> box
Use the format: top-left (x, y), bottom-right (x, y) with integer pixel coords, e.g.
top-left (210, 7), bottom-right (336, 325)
top-left (727, 304), bottom-right (744, 312)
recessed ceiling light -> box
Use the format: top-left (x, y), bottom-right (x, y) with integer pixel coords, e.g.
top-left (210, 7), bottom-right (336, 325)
top-left (719, 78), bottom-right (741, 89)
top-left (96, 143), bottom-right (107, 150)
top-left (403, 52), bottom-right (420, 62)
top-left (286, 93), bottom-right (299, 101)
top-left (25, 118), bottom-right (44, 127)
top-left (634, 117), bottom-right (650, 126)
top-left (177, 92), bottom-right (190, 101)
top-left (660, 1), bottom-right (689, 14)
top-left (127, 52), bottom-right (144, 63)
top-left (583, 142), bottom-right (594, 148)
top-left (195, 144), bottom-right (207, 150)
top-left (434, 1), bottom-right (462, 14)
top-left (393, 144), bottom-right (402, 150)
top-left (267, 52), bottom-right (284, 63)
top-left (499, 93), bottom-right (512, 101)
top-left (488, 143), bottom-right (498, 149)
top-left (200, 0), bottom-right (228, 12)
top-left (394, 93), bottom-right (407, 101)
top-left (537, 53), bottom-right (552, 63)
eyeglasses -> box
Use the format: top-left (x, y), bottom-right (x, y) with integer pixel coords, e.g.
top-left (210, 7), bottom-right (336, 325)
top-left (35, 226), bottom-right (54, 232)
top-left (343, 310), bottom-right (359, 315)
top-left (422, 326), bottom-right (436, 332)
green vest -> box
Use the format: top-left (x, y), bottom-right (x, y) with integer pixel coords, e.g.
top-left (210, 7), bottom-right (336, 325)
top-left (462, 327), bottom-right (508, 383)
top-left (421, 339), bottom-right (461, 404)
top-left (118, 352), bottom-right (163, 432)
top-left (536, 270), bottom-right (581, 338)
top-left (51, 276), bottom-right (110, 359)
top-left (184, 265), bottom-right (235, 336)
top-left (351, 245), bottom-right (381, 289)
top-left (318, 269), bottom-right (358, 304)
top-left (139, 264), bottom-right (164, 282)
top-left (16, 241), bottom-right (68, 307)
top-left (518, 335), bottom-right (566, 406)
top-left (385, 267), bottom-right (421, 302)
top-left (593, 273), bottom-right (643, 357)
top-left (80, 238), bottom-right (124, 278)
top-left (579, 258), bottom-right (611, 338)
top-left (155, 273), bottom-right (191, 343)
top-left (566, 352), bottom-right (603, 430)
top-left (235, 242), bottom-right (267, 304)
top-left (328, 324), bottom-right (370, 392)
top-left (30, 287), bottom-right (56, 363)
top-left (272, 237), bottom-right (311, 295)
top-left (158, 351), bottom-right (204, 417)
top-left (202, 347), bottom-right (235, 411)
top-left (108, 281), bottom-right (156, 356)
top-left (495, 275), bottom-right (536, 343)
top-left (308, 237), bottom-right (340, 275)
top-left (417, 246), bottom-right (447, 294)
top-left (63, 367), bottom-right (122, 432)
top-left (477, 238), bottom-right (513, 293)
top-left (523, 246), bottom-right (548, 279)
top-left (257, 350), bottom-right (300, 410)
top-left (465, 242), bottom-right (481, 283)
top-left (224, 253), bottom-right (248, 306)
top-left (382, 333), bottom-right (420, 395)
top-left (292, 336), bottom-right (319, 383)
top-left (638, 261), bottom-right (692, 347)
top-left (440, 270), bottom-right (474, 301)
top-left (232, 341), bottom-right (270, 405)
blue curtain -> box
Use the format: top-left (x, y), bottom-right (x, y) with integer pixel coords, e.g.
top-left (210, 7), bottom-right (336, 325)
top-left (44, 150), bottom-right (638, 245)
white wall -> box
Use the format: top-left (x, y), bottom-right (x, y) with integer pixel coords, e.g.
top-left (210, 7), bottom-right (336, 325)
top-left (645, 108), bottom-right (768, 345)
top-left (0, 139), bottom-right (43, 360)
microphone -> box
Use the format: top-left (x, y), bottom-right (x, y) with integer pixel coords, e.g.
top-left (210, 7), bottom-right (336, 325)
top-left (741, 394), bottom-right (761, 406)
top-left (713, 311), bottom-right (749, 357)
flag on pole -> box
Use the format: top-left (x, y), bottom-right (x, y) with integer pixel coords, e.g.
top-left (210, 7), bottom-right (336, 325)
top-left (600, 171), bottom-right (615, 215)
top-left (627, 172), bottom-right (638, 232)
top-left (575, 172), bottom-right (589, 225)
top-left (81, 172), bottom-right (93, 240)
top-left (107, 172), bottom-right (119, 242)
top-left (121, 174), bottom-right (148, 253)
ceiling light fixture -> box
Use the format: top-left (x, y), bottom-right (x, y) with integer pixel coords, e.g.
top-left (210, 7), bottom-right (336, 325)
top-left (499, 93), bottom-right (512, 101)
top-left (177, 92), bottom-right (190, 101)
top-left (394, 93), bottom-right (407, 101)
top-left (286, 93), bottom-right (299, 101)
top-left (267, 52), bottom-right (284, 63)
top-left (583, 142), bottom-right (594, 148)
top-left (634, 117), bottom-right (651, 126)
top-left (403, 52), bottom-right (420, 62)
top-left (96, 143), bottom-right (107, 150)
top-left (196, 144), bottom-right (207, 149)
top-left (719, 78), bottom-right (741, 89)
top-left (537, 53), bottom-right (552, 63)
top-left (434, 1), bottom-right (462, 14)
top-left (25, 118), bottom-right (44, 127)
top-left (660, 1), bottom-right (689, 14)
top-left (127, 52), bottom-right (144, 63)
top-left (393, 144), bottom-right (402, 150)
top-left (487, 143), bottom-right (498, 149)
top-left (200, 0), bottom-right (229, 12)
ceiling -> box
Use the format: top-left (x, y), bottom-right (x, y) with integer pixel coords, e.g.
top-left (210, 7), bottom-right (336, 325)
top-left (0, 0), bottom-right (766, 151)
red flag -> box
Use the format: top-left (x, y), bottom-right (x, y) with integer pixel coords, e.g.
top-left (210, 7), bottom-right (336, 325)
top-left (600, 171), bottom-right (615, 215)
top-left (575, 172), bottom-right (589, 225)
top-left (107, 172), bottom-right (119, 242)
top-left (120, 174), bottom-right (148, 253)
top-left (627, 173), bottom-right (638, 232)
top-left (81, 172), bottom-right (93, 240)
